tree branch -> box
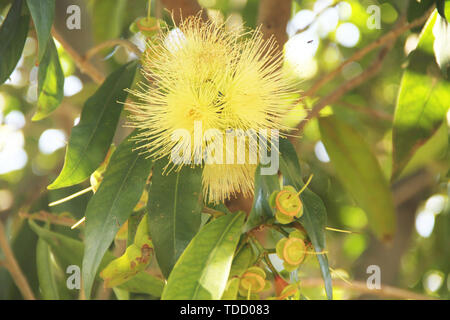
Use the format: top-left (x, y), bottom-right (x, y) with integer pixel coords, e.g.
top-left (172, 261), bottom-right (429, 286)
top-left (51, 27), bottom-right (105, 84)
top-left (297, 40), bottom-right (395, 132)
top-left (257, 0), bottom-right (292, 47)
top-left (301, 278), bottom-right (435, 300)
top-left (84, 39), bottom-right (142, 61)
top-left (160, 0), bottom-right (208, 24)
top-left (303, 5), bottom-right (435, 98)
top-left (0, 220), bottom-right (36, 300)
top-left (19, 211), bottom-right (78, 228)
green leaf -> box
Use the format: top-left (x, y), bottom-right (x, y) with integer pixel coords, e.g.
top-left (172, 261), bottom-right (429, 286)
top-left (36, 237), bottom-right (59, 299)
top-left (29, 220), bottom-right (164, 298)
top-left (29, 220), bottom-right (86, 270)
top-left (408, 0), bottom-right (434, 23)
top-left (278, 138), bottom-right (333, 300)
top-left (221, 278), bottom-right (240, 300)
top-left (433, 6), bottom-right (450, 74)
top-left (117, 272), bottom-right (164, 297)
top-left (392, 11), bottom-right (450, 179)
top-left (246, 167), bottom-right (280, 231)
top-left (229, 244), bottom-right (255, 278)
top-left (26, 0), bottom-right (54, 62)
top-left (100, 214), bottom-right (153, 288)
top-left (148, 161), bottom-right (203, 278)
top-left (436, 0), bottom-right (447, 20)
top-left (90, 0), bottom-right (127, 44)
top-left (319, 116), bottom-right (396, 241)
top-left (82, 131), bottom-right (153, 299)
top-left (161, 212), bottom-right (245, 300)
top-left (32, 37), bottom-right (64, 121)
top-left (0, 0), bottom-right (30, 85)
top-left (48, 61), bottom-right (137, 189)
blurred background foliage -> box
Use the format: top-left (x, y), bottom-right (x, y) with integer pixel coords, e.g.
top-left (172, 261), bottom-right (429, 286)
top-left (0, 0), bottom-right (449, 299)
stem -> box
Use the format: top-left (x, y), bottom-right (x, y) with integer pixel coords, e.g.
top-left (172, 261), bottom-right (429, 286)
top-left (202, 207), bottom-right (226, 218)
top-left (297, 40), bottom-right (396, 132)
top-left (270, 224), bottom-right (290, 237)
top-left (263, 252), bottom-right (279, 276)
top-left (300, 278), bottom-right (436, 300)
top-left (147, 0), bottom-right (151, 21)
top-left (302, 5), bottom-right (435, 99)
top-left (84, 39), bottom-right (142, 61)
top-left (19, 211), bottom-right (77, 228)
top-left (48, 186), bottom-right (93, 207)
top-left (0, 220), bottom-right (36, 300)
top-left (51, 27), bottom-right (105, 84)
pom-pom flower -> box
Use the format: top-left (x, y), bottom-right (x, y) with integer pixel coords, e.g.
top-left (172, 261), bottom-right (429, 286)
top-left (126, 16), bottom-right (296, 203)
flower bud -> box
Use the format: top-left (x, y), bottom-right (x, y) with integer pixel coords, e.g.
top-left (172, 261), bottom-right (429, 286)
top-left (270, 186), bottom-right (303, 224)
top-left (276, 231), bottom-right (307, 271)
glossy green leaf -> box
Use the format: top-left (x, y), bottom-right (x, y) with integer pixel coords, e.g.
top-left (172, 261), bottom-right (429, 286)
top-left (161, 212), bottom-right (245, 300)
top-left (0, 0), bottom-right (30, 85)
top-left (392, 11), bottom-right (450, 179)
top-left (433, 5), bottom-right (450, 74)
top-left (48, 61), bottom-right (137, 189)
top-left (90, 0), bottom-right (127, 44)
top-left (408, 0), bottom-right (434, 23)
top-left (32, 37), bottom-right (64, 121)
top-left (29, 220), bottom-right (87, 270)
top-left (436, 0), bottom-right (447, 20)
top-left (26, 0), bottom-right (54, 61)
top-left (118, 272), bottom-right (164, 297)
top-left (148, 162), bottom-right (203, 278)
top-left (278, 138), bottom-right (333, 300)
top-left (319, 116), bottom-right (396, 241)
top-left (246, 166), bottom-right (280, 231)
top-left (229, 244), bottom-right (255, 278)
top-left (29, 220), bottom-right (164, 298)
top-left (221, 278), bottom-right (240, 300)
top-left (82, 131), bottom-right (153, 299)
top-left (100, 214), bottom-right (153, 288)
top-left (36, 237), bottom-right (59, 300)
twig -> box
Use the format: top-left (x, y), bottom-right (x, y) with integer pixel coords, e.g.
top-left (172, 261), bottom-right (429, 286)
top-left (263, 252), bottom-right (279, 276)
top-left (51, 27), bottom-right (105, 84)
top-left (294, 0), bottom-right (343, 35)
top-left (335, 100), bottom-right (393, 122)
top-left (19, 211), bottom-right (78, 228)
top-left (84, 39), bottom-right (142, 61)
top-left (301, 278), bottom-right (435, 300)
top-left (202, 207), bottom-right (226, 218)
top-left (0, 220), bottom-right (36, 300)
top-left (303, 5), bottom-right (435, 98)
top-left (298, 41), bottom-right (395, 132)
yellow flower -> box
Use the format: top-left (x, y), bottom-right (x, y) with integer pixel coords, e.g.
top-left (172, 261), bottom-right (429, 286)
top-left (126, 16), bottom-right (296, 203)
